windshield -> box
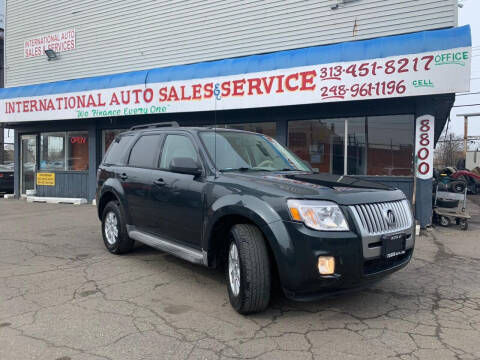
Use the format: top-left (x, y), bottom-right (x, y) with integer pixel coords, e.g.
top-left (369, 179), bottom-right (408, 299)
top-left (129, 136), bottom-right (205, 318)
top-left (199, 131), bottom-right (311, 172)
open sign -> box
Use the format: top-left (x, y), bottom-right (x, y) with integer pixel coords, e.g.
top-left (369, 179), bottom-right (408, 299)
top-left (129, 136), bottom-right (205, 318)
top-left (70, 136), bottom-right (87, 144)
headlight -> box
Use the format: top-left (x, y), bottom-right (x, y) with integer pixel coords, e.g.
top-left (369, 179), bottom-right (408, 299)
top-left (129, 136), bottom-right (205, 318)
top-left (287, 199), bottom-right (349, 231)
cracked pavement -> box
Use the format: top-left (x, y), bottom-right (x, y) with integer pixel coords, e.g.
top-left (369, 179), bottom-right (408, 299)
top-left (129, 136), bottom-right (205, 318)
top-left (0, 199), bottom-right (479, 360)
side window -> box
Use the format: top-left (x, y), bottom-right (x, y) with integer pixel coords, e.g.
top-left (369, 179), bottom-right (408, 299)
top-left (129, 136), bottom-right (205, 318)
top-left (103, 135), bottom-right (134, 165)
top-left (159, 135), bottom-right (199, 169)
top-left (128, 135), bottom-right (162, 168)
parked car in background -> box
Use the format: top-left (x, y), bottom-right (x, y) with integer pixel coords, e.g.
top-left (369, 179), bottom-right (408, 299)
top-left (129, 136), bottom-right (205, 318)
top-left (0, 164), bottom-right (14, 193)
top-left (96, 123), bottom-right (415, 314)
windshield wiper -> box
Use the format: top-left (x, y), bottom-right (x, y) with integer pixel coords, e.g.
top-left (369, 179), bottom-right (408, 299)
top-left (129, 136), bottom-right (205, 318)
top-left (257, 168), bottom-right (297, 172)
top-left (219, 167), bottom-right (255, 172)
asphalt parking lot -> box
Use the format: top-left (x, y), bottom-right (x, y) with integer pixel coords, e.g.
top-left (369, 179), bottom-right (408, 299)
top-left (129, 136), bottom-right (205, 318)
top-left (0, 199), bottom-right (479, 360)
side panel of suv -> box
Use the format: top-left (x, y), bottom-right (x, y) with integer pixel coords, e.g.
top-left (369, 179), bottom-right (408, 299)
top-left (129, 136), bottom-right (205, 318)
top-left (97, 124), bottom-right (414, 314)
top-left (152, 133), bottom-right (206, 247)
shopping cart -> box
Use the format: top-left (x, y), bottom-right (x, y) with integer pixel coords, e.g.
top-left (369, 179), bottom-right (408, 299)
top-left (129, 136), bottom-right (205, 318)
top-left (433, 182), bottom-right (471, 230)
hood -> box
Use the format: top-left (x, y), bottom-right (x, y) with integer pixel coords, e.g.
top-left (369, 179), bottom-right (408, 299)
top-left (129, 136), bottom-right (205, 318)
top-left (221, 171), bottom-right (406, 205)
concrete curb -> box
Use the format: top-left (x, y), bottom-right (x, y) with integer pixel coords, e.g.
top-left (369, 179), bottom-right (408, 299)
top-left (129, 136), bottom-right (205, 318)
top-left (26, 196), bottom-right (87, 205)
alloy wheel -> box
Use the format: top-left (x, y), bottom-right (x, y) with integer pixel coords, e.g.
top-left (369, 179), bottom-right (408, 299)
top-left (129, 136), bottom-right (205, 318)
top-left (228, 242), bottom-right (241, 296)
top-left (105, 211), bottom-right (119, 245)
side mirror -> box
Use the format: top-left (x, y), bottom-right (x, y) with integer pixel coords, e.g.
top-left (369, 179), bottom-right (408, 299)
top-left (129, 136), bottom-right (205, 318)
top-left (169, 157), bottom-right (202, 176)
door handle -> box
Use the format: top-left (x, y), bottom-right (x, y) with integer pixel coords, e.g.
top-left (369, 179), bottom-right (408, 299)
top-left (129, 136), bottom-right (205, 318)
top-left (153, 178), bottom-right (166, 186)
top-left (119, 173), bottom-right (128, 180)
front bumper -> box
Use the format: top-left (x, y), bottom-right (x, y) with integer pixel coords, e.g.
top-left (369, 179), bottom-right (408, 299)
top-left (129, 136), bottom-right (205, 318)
top-left (276, 219), bottom-right (414, 301)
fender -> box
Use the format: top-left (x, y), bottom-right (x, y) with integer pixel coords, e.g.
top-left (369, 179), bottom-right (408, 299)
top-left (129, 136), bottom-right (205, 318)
top-left (97, 178), bottom-right (132, 224)
top-left (204, 194), bottom-right (295, 282)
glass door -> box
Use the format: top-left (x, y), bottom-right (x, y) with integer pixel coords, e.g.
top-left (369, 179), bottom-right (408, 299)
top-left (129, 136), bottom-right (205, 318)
top-left (21, 135), bottom-right (37, 194)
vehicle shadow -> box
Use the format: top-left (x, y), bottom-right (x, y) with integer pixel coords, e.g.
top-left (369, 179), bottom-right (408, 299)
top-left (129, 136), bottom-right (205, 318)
top-left (127, 243), bottom-right (404, 318)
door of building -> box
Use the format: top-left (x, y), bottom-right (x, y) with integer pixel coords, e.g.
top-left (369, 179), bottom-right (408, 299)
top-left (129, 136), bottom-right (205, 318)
top-left (20, 135), bottom-right (37, 194)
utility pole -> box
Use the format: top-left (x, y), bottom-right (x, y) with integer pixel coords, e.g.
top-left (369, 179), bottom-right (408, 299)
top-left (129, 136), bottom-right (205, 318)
top-left (458, 112), bottom-right (480, 161)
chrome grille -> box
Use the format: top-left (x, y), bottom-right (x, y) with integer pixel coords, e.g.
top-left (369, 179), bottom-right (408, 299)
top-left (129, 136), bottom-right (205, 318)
top-left (350, 200), bottom-right (412, 235)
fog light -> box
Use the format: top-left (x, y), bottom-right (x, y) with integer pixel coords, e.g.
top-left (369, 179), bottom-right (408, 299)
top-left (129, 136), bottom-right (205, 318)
top-left (318, 256), bottom-right (335, 275)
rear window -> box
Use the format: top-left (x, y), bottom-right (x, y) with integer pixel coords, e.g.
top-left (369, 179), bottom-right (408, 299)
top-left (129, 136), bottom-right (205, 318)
top-left (128, 135), bottom-right (162, 168)
top-left (103, 135), bottom-right (134, 165)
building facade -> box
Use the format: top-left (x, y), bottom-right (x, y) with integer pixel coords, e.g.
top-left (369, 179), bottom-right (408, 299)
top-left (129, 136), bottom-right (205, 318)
top-left (0, 0), bottom-right (471, 227)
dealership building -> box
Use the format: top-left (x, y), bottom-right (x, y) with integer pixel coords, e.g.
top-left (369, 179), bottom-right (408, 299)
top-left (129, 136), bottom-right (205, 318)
top-left (0, 0), bottom-right (471, 227)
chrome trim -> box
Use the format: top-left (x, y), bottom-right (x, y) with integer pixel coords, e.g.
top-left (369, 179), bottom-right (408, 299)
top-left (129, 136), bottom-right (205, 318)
top-left (349, 200), bottom-right (414, 259)
top-left (350, 200), bottom-right (413, 235)
top-left (127, 226), bottom-right (205, 265)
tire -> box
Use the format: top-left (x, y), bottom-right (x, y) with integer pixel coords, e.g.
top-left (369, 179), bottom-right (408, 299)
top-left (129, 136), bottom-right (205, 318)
top-left (459, 219), bottom-right (468, 231)
top-left (226, 224), bottom-right (271, 314)
top-left (101, 201), bottom-right (134, 254)
top-left (439, 216), bottom-right (451, 227)
top-left (447, 181), bottom-right (465, 194)
top-left (437, 182), bottom-right (448, 192)
top-left (436, 199), bottom-right (459, 209)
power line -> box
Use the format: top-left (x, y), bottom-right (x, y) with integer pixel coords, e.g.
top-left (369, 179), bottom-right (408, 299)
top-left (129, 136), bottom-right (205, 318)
top-left (456, 91), bottom-right (480, 96)
top-left (452, 103), bottom-right (480, 108)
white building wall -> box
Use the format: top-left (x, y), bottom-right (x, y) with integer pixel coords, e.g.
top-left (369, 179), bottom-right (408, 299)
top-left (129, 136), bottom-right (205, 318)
top-left (466, 151), bottom-right (480, 170)
top-left (5, 0), bottom-right (458, 87)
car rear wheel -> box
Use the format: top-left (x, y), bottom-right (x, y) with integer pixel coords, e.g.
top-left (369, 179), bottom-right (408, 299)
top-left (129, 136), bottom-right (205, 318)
top-left (102, 201), bottom-right (134, 254)
top-left (226, 224), bottom-right (271, 314)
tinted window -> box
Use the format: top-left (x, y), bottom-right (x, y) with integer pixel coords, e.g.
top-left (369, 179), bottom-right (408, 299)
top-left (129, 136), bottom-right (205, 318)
top-left (159, 135), bottom-right (198, 169)
top-left (128, 135), bottom-right (162, 168)
top-left (103, 135), bottom-right (134, 165)
top-left (366, 115), bottom-right (414, 176)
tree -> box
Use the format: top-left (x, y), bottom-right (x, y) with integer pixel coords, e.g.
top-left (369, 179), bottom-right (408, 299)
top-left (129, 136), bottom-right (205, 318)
top-left (434, 134), bottom-right (464, 169)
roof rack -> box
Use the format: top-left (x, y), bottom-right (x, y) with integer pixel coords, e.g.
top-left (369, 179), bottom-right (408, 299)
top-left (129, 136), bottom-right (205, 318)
top-left (129, 121), bottom-right (179, 131)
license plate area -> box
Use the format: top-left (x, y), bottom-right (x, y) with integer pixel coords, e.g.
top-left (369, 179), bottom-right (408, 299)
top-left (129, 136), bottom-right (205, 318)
top-left (382, 233), bottom-right (406, 259)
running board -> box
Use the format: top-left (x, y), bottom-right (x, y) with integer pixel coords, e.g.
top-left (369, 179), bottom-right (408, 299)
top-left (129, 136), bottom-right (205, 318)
top-left (127, 227), bottom-right (206, 265)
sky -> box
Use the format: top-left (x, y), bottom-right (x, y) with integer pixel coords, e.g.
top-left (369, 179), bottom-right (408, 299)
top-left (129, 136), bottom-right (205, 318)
top-left (449, 0), bottom-right (480, 142)
top-left (1, 1), bottom-right (478, 145)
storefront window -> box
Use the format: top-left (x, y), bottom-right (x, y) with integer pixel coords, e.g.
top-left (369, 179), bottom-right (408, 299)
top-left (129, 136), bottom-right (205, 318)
top-left (288, 119), bottom-right (345, 174)
top-left (40, 133), bottom-right (65, 171)
top-left (288, 115), bottom-right (413, 176)
top-left (40, 131), bottom-right (89, 171)
top-left (68, 132), bottom-right (89, 171)
top-left (204, 122), bottom-right (276, 138)
top-left (347, 118), bottom-right (367, 175)
top-left (366, 115), bottom-right (414, 176)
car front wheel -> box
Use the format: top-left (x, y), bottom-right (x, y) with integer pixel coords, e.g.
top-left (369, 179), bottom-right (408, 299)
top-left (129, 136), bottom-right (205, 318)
top-left (226, 224), bottom-right (271, 314)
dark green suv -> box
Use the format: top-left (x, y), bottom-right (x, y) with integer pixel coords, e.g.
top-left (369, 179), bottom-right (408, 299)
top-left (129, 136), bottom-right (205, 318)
top-left (96, 122), bottom-right (414, 314)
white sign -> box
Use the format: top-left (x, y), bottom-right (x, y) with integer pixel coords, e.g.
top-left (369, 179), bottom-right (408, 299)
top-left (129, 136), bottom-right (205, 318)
top-left (24, 29), bottom-right (76, 58)
top-left (3, 46), bottom-right (471, 123)
top-left (415, 114), bottom-right (435, 179)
